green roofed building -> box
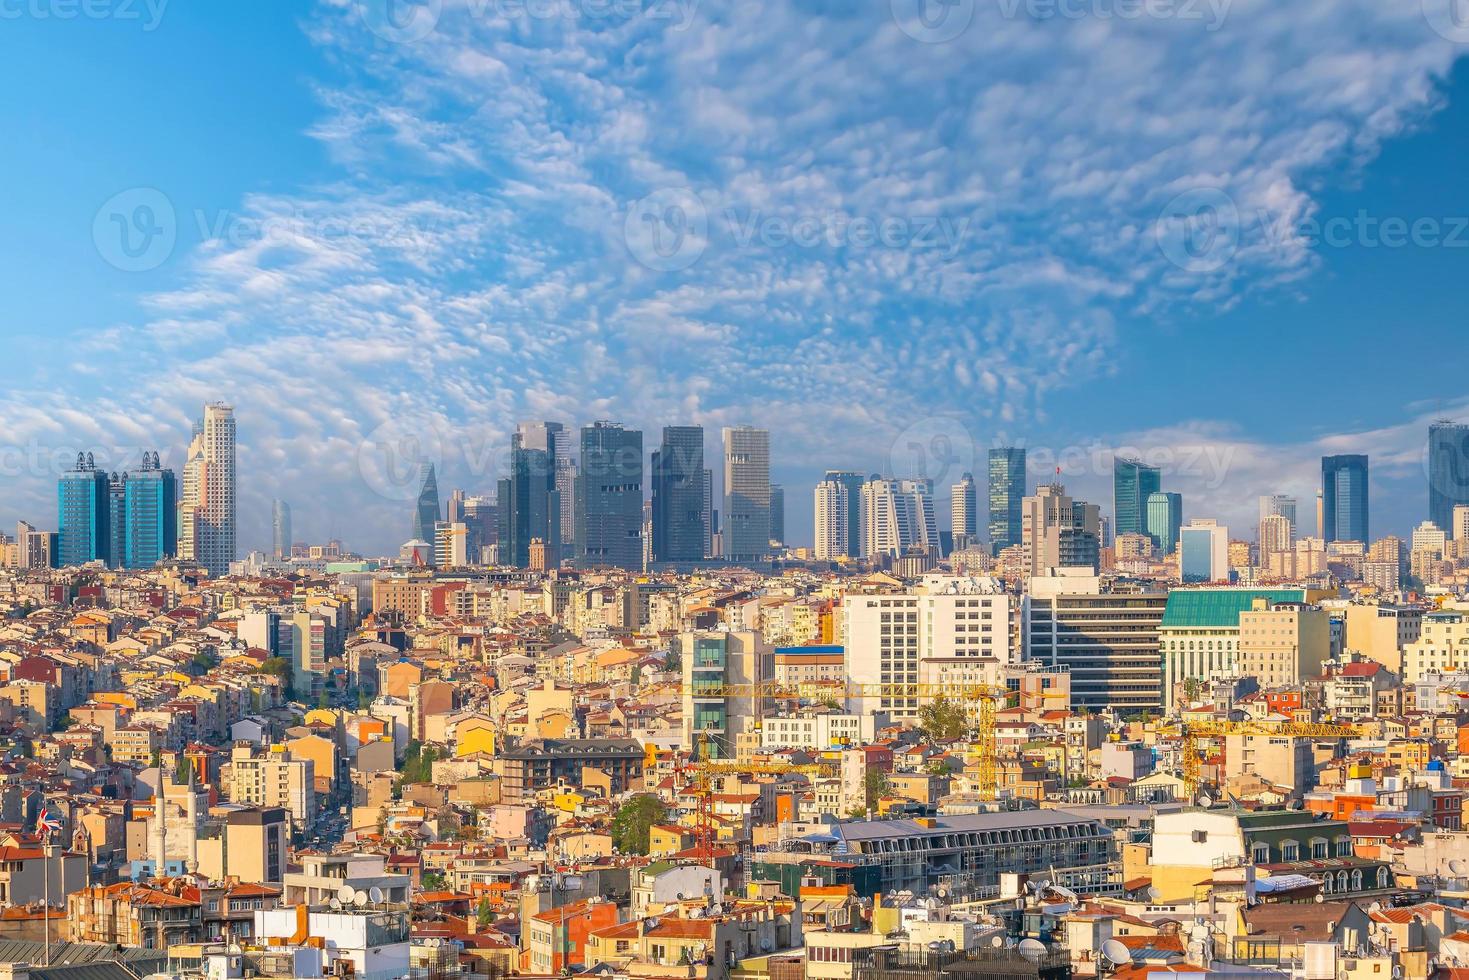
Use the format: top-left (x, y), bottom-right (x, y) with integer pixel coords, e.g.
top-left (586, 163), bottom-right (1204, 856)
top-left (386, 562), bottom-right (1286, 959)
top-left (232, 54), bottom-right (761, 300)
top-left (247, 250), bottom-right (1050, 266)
top-left (1159, 588), bottom-right (1307, 711)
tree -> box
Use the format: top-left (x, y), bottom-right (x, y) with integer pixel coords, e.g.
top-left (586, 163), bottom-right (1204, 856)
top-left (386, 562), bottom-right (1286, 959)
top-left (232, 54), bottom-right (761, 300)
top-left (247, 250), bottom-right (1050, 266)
top-left (926, 758), bottom-right (956, 777)
top-left (1182, 677), bottom-right (1205, 706)
top-left (260, 657), bottom-right (293, 684)
top-left (662, 649), bottom-right (681, 673)
top-left (476, 897), bottom-right (494, 927)
top-left (918, 697), bottom-right (970, 741)
top-left (420, 870), bottom-right (447, 891)
top-left (610, 794), bottom-right (667, 855)
top-left (399, 742), bottom-right (438, 785)
top-left (862, 768), bottom-right (890, 811)
top-left (191, 650), bottom-right (218, 673)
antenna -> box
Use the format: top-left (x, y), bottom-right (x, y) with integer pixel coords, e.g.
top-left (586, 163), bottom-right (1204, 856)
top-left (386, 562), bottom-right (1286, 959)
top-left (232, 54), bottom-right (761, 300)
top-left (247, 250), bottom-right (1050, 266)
top-left (354, 891), bottom-right (368, 908)
top-left (1018, 939), bottom-right (1047, 962)
top-left (368, 886), bottom-right (384, 904)
top-left (338, 885), bottom-right (356, 905)
top-left (1101, 939), bottom-right (1131, 968)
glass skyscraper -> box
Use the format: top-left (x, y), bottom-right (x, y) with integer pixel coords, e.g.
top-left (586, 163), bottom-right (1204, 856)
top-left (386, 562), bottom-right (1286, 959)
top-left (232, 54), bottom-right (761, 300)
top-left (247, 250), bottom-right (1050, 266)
top-left (1322, 454), bottom-right (1370, 544)
top-left (987, 447), bottom-right (1026, 551)
top-left (497, 431), bottom-right (560, 569)
top-left (575, 421), bottom-right (644, 569)
top-left (57, 453), bottom-right (111, 567)
top-left (722, 426), bottom-right (771, 563)
top-left (1113, 458), bottom-right (1162, 539)
top-left (650, 425), bottom-right (706, 563)
top-left (124, 453), bottom-right (178, 568)
top-left (272, 499), bottom-right (292, 559)
top-left (1144, 491), bottom-right (1183, 555)
top-left (823, 470), bottom-right (866, 558)
top-left (410, 463), bottom-right (440, 543)
top-left (1428, 421), bottom-right (1469, 533)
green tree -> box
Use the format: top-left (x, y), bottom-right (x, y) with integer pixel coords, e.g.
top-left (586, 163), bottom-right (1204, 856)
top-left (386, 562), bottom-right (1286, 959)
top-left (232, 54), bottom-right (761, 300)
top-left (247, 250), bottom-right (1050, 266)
top-left (421, 870), bottom-right (447, 891)
top-left (662, 649), bottom-right (681, 673)
top-left (926, 758), bottom-right (956, 777)
top-left (610, 794), bottom-right (667, 855)
top-left (862, 768), bottom-right (890, 811)
top-left (260, 657), bottom-right (293, 684)
top-left (630, 664), bottom-right (642, 686)
top-left (1182, 677), bottom-right (1205, 706)
top-left (918, 697), bottom-right (970, 741)
top-left (399, 743), bottom-right (438, 785)
top-left (476, 897), bottom-right (494, 927)
top-left (191, 650), bottom-right (218, 673)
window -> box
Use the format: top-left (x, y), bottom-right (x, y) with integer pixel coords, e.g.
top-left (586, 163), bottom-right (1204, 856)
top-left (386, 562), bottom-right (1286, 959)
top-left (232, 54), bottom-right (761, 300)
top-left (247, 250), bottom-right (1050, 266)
top-left (1281, 841), bottom-right (1299, 861)
top-left (1252, 843), bottom-right (1270, 863)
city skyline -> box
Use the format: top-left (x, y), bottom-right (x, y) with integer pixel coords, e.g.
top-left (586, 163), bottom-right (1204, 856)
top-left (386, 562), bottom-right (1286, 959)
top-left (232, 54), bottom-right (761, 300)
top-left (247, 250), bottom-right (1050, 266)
top-left (3, 4), bottom-right (1469, 556)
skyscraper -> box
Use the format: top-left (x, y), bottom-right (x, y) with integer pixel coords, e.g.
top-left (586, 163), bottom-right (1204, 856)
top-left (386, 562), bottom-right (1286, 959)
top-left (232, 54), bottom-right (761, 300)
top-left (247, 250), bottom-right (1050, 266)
top-left (178, 402), bottom-right (237, 577)
top-left (575, 421), bottom-right (643, 570)
top-left (1428, 421), bottom-right (1469, 533)
top-left (813, 478), bottom-right (849, 561)
top-left (272, 499), bottom-right (292, 559)
top-left (124, 452), bottom-right (178, 568)
top-left (950, 472), bottom-right (978, 550)
top-left (722, 426), bottom-right (771, 563)
top-left (702, 467), bottom-right (714, 558)
top-left (823, 470), bottom-right (866, 558)
top-left (987, 447), bottom-right (1026, 551)
top-left (1179, 520), bottom-right (1229, 583)
top-left (1259, 494), bottom-right (1298, 537)
top-left (861, 478), bottom-right (938, 559)
top-left (769, 484), bottom-right (785, 548)
top-left (1144, 491), bottom-right (1183, 555)
top-left (1322, 454), bottom-right (1369, 544)
top-left (108, 471), bottom-right (127, 567)
top-left (57, 452), bottom-right (110, 567)
top-left (517, 421), bottom-right (575, 549)
top-left (497, 430), bottom-right (560, 569)
top-left (410, 463), bottom-right (440, 543)
top-left (650, 425), bottom-right (706, 564)
top-left (1113, 458), bottom-right (1162, 539)
top-left (1020, 483), bottom-right (1100, 576)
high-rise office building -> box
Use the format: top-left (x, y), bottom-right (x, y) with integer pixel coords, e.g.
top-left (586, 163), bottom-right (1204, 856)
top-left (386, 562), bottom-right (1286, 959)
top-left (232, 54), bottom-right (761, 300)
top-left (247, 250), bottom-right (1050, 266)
top-left (1021, 483), bottom-right (1099, 576)
top-left (1144, 491), bottom-right (1183, 556)
top-left (702, 467), bottom-right (714, 558)
top-left (272, 499), bottom-right (292, 560)
top-left (410, 463), bottom-right (440, 543)
top-left (57, 453), bottom-right (111, 567)
top-left (497, 429), bottom-right (560, 569)
top-left (178, 402), bottom-right (237, 577)
top-left (1428, 421), bottom-right (1469, 533)
top-left (769, 484), bottom-right (785, 548)
top-left (813, 478), bottom-right (849, 561)
top-left (124, 452), bottom-right (178, 568)
top-left (650, 425), bottom-right (706, 564)
top-left (1259, 494), bottom-right (1298, 537)
top-left (1322, 454), bottom-right (1369, 544)
top-left (861, 478), bottom-right (938, 559)
top-left (108, 471), bottom-right (127, 567)
top-left (722, 426), bottom-right (771, 563)
top-left (517, 421), bottom-right (575, 549)
top-left (823, 470), bottom-right (866, 558)
top-left (575, 421), bottom-right (643, 570)
top-left (461, 495), bottom-right (495, 563)
top-left (951, 472), bottom-right (978, 550)
top-left (987, 447), bottom-right (1026, 551)
top-left (1113, 458), bottom-right (1162, 539)
top-left (433, 520), bottom-right (469, 567)
top-left (1258, 514), bottom-right (1293, 562)
top-left (1180, 520), bottom-right (1229, 583)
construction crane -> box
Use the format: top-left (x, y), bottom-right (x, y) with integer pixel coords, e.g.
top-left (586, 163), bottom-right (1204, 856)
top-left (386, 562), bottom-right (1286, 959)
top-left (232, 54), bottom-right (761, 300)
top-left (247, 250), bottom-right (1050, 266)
top-left (681, 680), bottom-right (1010, 799)
top-left (1158, 719), bottom-right (1363, 798)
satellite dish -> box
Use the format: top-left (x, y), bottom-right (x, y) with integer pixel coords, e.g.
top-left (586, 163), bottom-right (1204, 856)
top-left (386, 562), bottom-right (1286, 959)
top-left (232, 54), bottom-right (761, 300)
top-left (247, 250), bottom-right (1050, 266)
top-left (1101, 939), bottom-right (1131, 967)
top-left (1145, 885), bottom-right (1162, 902)
top-left (338, 885), bottom-right (356, 904)
top-left (328, 898), bottom-right (342, 910)
top-left (354, 891), bottom-right (368, 907)
top-left (1452, 860), bottom-right (1466, 875)
top-left (1315, 893), bottom-right (1326, 904)
top-left (1197, 794), bottom-right (1213, 808)
top-left (1018, 939), bottom-right (1047, 962)
top-left (368, 886), bottom-right (384, 904)
top-left (1187, 940), bottom-right (1206, 960)
top-left (990, 935), bottom-right (1006, 948)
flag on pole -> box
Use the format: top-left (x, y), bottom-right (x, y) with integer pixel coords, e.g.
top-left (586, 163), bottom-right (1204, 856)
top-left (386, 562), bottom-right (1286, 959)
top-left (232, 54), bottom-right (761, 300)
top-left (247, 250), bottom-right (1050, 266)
top-left (36, 806), bottom-right (62, 834)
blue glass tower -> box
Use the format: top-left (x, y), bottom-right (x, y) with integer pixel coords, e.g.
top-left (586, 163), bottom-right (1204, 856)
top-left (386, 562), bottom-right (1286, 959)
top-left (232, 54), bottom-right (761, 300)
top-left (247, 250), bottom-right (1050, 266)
top-left (57, 452), bottom-right (111, 567)
top-left (124, 452), bottom-right (178, 568)
top-left (1113, 458), bottom-right (1162, 538)
top-left (1322, 454), bottom-right (1369, 544)
top-left (1144, 491), bottom-right (1183, 555)
top-left (1428, 421), bottom-right (1469, 533)
top-left (987, 447), bottom-right (1026, 551)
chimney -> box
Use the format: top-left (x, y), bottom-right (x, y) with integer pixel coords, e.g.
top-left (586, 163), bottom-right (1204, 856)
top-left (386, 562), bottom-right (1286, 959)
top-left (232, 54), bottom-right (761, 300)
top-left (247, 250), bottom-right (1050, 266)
top-left (0, 963), bottom-right (31, 980)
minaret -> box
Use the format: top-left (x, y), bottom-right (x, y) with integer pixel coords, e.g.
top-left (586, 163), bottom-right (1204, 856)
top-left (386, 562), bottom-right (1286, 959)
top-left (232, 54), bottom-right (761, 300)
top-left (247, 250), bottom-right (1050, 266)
top-left (153, 794), bottom-right (167, 878)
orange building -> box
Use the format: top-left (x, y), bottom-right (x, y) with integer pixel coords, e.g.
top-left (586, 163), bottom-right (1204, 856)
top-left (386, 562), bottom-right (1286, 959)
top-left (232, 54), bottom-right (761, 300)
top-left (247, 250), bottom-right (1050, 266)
top-left (521, 898), bottom-right (620, 973)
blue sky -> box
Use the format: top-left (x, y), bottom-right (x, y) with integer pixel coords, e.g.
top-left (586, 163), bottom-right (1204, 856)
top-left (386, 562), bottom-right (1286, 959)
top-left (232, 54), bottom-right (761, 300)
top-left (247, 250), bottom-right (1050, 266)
top-left (3, 0), bottom-right (1469, 553)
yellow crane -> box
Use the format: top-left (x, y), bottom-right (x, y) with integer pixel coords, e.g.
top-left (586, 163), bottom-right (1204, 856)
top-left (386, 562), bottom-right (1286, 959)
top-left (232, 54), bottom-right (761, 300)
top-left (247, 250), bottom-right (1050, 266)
top-left (1157, 719), bottom-right (1363, 797)
top-left (681, 680), bottom-right (1009, 798)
